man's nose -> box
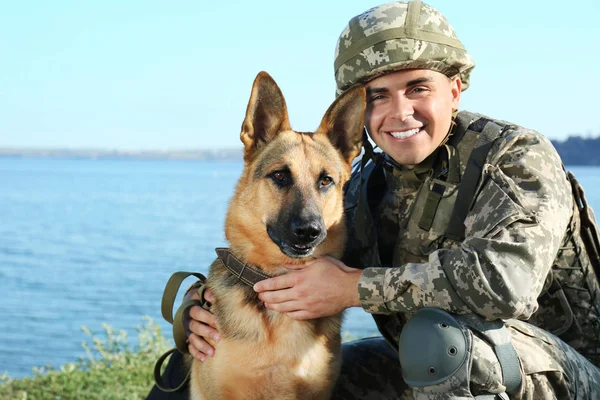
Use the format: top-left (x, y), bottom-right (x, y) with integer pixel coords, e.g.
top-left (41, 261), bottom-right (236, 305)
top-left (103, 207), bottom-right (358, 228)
top-left (392, 94), bottom-right (413, 121)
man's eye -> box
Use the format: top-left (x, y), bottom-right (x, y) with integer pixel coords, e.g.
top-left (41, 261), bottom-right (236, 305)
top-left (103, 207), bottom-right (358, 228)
top-left (319, 176), bottom-right (334, 188)
top-left (368, 94), bottom-right (385, 103)
top-left (410, 87), bottom-right (428, 95)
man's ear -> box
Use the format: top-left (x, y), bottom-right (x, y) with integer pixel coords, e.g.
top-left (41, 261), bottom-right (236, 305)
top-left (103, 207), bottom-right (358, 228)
top-left (316, 84), bottom-right (366, 165)
top-left (240, 71), bottom-right (291, 161)
top-left (451, 76), bottom-right (461, 110)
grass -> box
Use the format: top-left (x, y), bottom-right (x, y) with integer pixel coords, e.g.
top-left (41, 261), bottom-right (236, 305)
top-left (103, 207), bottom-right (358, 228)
top-left (0, 317), bottom-right (171, 400)
top-left (0, 319), bottom-right (373, 400)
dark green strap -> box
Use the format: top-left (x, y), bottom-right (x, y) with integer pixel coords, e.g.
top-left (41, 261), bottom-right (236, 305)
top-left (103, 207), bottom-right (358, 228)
top-left (153, 272), bottom-right (209, 393)
top-left (547, 276), bottom-right (574, 335)
top-left (464, 318), bottom-right (522, 397)
top-left (153, 347), bottom-right (192, 393)
top-left (172, 299), bottom-right (205, 353)
top-left (445, 144), bottom-right (461, 185)
top-left (448, 111), bottom-right (478, 147)
top-left (354, 131), bottom-right (383, 248)
top-left (161, 271), bottom-right (206, 324)
top-left (445, 119), bottom-right (504, 241)
top-left (160, 271), bottom-right (209, 355)
top-left (493, 342), bottom-right (522, 396)
top-left (154, 272), bottom-right (208, 393)
top-left (417, 144), bottom-right (460, 231)
top-left (215, 248), bottom-right (271, 287)
top-left (418, 183), bottom-right (445, 231)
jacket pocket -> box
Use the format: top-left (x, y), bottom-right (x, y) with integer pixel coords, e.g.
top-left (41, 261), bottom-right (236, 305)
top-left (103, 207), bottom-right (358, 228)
top-left (464, 165), bottom-right (537, 239)
top-left (506, 320), bottom-right (565, 376)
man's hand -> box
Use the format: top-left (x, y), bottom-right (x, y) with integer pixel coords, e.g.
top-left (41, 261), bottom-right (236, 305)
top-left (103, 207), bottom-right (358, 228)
top-left (184, 288), bottom-right (220, 362)
top-left (253, 256), bottom-right (362, 320)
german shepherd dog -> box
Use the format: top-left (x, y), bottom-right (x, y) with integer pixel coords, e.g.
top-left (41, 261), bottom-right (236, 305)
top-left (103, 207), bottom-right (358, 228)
top-left (189, 72), bottom-right (365, 400)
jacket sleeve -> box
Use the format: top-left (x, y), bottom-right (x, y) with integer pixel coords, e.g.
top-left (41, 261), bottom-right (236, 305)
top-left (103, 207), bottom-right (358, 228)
top-left (357, 129), bottom-right (573, 320)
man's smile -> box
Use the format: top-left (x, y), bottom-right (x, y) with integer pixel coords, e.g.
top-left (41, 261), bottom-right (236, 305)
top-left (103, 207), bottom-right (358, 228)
top-left (385, 126), bottom-right (424, 140)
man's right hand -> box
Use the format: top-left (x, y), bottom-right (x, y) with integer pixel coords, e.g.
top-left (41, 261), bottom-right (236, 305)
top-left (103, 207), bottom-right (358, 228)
top-left (184, 288), bottom-right (220, 362)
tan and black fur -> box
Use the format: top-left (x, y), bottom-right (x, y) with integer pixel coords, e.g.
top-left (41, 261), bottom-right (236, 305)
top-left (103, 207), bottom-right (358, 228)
top-left (189, 72), bottom-right (365, 400)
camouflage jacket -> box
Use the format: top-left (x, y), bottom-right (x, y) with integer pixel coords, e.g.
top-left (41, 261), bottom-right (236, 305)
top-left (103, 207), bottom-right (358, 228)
top-left (342, 110), bottom-right (600, 365)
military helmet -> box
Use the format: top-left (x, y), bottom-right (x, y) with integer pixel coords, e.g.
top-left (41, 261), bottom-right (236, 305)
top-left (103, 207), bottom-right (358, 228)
top-left (334, 1), bottom-right (475, 95)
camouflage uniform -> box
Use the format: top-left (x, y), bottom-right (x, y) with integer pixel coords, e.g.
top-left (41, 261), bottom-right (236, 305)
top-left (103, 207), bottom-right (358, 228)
top-left (333, 1), bottom-right (600, 398)
top-left (338, 113), bottom-right (600, 399)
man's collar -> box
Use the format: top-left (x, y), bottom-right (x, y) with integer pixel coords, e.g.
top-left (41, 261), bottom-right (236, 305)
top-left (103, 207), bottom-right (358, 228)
top-left (383, 148), bottom-right (439, 182)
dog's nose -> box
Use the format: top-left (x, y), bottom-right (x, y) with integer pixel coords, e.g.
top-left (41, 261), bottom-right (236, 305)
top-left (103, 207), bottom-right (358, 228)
top-left (292, 219), bottom-right (323, 242)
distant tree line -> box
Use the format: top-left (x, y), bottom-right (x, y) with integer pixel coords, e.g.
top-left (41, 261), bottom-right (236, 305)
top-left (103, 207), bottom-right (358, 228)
top-left (1, 136), bottom-right (599, 165)
top-left (551, 136), bottom-right (600, 166)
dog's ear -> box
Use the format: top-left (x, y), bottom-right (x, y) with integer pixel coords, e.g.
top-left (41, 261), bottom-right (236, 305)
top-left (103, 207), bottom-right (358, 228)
top-left (240, 72), bottom-right (291, 161)
top-left (316, 84), bottom-right (365, 165)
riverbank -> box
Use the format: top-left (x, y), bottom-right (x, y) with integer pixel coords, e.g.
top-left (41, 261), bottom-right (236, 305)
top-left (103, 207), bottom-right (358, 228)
top-left (0, 317), bottom-right (366, 400)
top-left (0, 318), bottom-right (169, 400)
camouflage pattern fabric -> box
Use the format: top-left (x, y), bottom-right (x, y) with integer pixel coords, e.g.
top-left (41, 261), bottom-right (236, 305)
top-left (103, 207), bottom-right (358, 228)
top-left (528, 197), bottom-right (600, 365)
top-left (355, 123), bottom-right (572, 320)
top-left (334, 1), bottom-right (475, 95)
top-left (341, 111), bottom-right (600, 397)
top-left (334, 320), bottom-right (600, 398)
top-left (506, 319), bottom-right (599, 399)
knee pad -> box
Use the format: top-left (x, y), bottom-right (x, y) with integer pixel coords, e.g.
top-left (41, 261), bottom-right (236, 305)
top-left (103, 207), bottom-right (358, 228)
top-left (399, 308), bottom-right (522, 398)
top-left (398, 308), bottom-right (468, 387)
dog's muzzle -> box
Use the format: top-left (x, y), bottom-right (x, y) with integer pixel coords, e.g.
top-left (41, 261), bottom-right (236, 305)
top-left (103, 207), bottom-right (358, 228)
top-left (267, 217), bottom-right (326, 258)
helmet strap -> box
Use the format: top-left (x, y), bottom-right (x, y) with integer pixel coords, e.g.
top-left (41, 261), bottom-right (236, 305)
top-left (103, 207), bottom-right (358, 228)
top-left (439, 109), bottom-right (459, 147)
top-left (360, 128), bottom-right (383, 169)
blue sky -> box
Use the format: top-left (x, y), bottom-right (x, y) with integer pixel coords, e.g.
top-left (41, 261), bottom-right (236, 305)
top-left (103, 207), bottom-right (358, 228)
top-left (1, 0), bottom-right (599, 150)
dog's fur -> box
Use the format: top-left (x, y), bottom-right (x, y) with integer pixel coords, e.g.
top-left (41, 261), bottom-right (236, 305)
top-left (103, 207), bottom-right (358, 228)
top-left (189, 72), bottom-right (365, 400)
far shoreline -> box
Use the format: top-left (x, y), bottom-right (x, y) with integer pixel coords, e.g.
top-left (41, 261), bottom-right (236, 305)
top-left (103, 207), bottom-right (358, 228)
top-left (2, 135), bottom-right (600, 165)
top-left (0, 148), bottom-right (243, 162)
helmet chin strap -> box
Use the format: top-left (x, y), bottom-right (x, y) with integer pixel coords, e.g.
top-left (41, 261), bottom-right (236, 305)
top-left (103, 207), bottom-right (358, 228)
top-left (360, 127), bottom-right (383, 169)
top-left (438, 109), bottom-right (459, 148)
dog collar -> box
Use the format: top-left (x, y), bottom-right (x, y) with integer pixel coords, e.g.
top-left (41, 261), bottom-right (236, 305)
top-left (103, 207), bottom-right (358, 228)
top-left (215, 248), bottom-right (272, 287)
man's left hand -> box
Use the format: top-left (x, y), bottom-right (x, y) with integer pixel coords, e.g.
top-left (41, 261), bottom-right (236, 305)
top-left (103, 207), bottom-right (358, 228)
top-left (253, 256), bottom-right (362, 320)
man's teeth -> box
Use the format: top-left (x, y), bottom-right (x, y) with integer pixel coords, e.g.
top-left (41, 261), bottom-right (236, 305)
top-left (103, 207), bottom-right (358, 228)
top-left (389, 128), bottom-right (420, 139)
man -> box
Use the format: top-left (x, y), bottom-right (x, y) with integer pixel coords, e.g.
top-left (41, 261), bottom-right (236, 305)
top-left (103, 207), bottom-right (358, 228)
top-left (149, 1), bottom-right (600, 398)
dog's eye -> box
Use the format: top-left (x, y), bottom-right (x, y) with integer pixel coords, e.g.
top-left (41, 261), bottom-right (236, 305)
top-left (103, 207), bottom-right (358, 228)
top-left (319, 176), bottom-right (334, 188)
top-left (270, 170), bottom-right (292, 187)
